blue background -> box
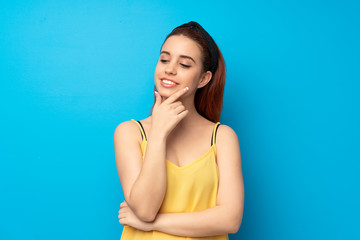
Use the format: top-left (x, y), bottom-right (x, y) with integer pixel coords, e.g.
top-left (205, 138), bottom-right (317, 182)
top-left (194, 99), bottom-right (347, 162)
top-left (0, 0), bottom-right (359, 239)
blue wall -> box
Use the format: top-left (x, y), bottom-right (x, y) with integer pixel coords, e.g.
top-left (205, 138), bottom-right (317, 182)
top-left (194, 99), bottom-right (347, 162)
top-left (0, 0), bottom-right (359, 239)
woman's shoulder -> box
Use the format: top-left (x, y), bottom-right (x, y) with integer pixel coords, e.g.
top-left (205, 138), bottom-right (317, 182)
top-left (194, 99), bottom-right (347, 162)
top-left (114, 116), bottom-right (151, 131)
top-left (217, 122), bottom-right (234, 131)
top-left (114, 117), bottom-right (150, 143)
top-left (114, 119), bottom-right (136, 134)
top-left (216, 123), bottom-right (239, 146)
top-left (198, 118), bottom-right (238, 145)
top-left (114, 116), bottom-right (152, 141)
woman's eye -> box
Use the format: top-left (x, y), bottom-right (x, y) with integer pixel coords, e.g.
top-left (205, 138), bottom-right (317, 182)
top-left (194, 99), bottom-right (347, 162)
top-left (181, 64), bottom-right (191, 68)
top-left (160, 59), bottom-right (168, 63)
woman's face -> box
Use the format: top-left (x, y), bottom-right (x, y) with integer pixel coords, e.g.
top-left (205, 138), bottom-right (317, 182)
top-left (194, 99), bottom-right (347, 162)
top-left (154, 35), bottom-right (210, 98)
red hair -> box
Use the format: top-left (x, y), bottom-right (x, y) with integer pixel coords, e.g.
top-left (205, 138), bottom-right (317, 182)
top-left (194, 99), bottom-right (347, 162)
top-left (148, 26), bottom-right (226, 123)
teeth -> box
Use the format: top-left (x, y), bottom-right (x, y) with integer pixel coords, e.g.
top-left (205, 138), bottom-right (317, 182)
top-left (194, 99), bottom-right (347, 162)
top-left (162, 79), bottom-right (176, 85)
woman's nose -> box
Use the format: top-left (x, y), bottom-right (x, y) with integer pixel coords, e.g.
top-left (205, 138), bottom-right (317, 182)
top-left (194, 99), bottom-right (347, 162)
top-left (165, 62), bottom-right (176, 75)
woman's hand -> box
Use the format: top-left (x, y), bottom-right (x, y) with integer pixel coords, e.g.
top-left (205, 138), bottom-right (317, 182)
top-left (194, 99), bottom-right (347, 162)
top-left (118, 201), bottom-right (154, 232)
top-left (151, 87), bottom-right (190, 139)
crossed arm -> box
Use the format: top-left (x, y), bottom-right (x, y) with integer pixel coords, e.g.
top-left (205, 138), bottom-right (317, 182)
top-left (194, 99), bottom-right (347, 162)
top-left (119, 201), bottom-right (240, 237)
top-left (118, 125), bottom-right (244, 237)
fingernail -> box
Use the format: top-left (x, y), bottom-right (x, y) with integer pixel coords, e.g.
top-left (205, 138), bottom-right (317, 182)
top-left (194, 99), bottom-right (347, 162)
top-left (184, 87), bottom-right (189, 91)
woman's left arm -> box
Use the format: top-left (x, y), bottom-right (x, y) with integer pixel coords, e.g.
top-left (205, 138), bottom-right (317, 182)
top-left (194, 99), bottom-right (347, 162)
top-left (119, 125), bottom-right (245, 237)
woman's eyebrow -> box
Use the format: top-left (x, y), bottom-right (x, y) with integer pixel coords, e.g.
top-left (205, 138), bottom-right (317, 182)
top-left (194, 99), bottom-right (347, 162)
top-left (160, 51), bottom-right (196, 64)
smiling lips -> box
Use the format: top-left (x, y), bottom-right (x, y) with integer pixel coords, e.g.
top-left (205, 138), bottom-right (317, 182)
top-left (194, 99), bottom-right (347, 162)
top-left (161, 78), bottom-right (179, 88)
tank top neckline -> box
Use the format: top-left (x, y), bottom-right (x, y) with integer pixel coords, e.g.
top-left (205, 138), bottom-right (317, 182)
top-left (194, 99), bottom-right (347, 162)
top-left (142, 137), bottom-right (217, 170)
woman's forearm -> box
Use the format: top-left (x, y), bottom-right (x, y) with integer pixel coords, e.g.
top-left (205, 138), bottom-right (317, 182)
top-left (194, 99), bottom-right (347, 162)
top-left (129, 130), bottom-right (167, 222)
top-left (151, 205), bottom-right (237, 237)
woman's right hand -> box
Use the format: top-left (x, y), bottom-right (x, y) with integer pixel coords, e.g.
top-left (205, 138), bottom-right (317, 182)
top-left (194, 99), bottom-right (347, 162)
top-left (150, 87), bottom-right (190, 139)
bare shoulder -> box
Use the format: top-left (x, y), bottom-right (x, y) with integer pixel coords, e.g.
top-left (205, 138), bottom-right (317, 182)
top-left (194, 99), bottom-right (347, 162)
top-left (114, 120), bottom-right (140, 145)
top-left (217, 124), bottom-right (240, 149)
top-left (215, 123), bottom-right (242, 169)
top-left (114, 116), bottom-right (152, 146)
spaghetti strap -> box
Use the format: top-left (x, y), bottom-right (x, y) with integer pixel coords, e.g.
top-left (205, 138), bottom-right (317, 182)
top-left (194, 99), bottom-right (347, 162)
top-left (211, 122), bottom-right (221, 146)
top-left (130, 119), bottom-right (147, 141)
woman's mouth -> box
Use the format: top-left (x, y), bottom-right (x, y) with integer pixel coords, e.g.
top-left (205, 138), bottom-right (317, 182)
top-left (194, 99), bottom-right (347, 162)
top-left (160, 78), bottom-right (178, 88)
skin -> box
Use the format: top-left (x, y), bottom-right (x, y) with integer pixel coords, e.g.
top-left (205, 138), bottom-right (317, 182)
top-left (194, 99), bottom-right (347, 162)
top-left (116, 35), bottom-right (244, 236)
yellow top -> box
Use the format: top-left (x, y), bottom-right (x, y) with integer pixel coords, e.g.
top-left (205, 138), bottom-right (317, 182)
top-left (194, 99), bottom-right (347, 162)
top-left (120, 119), bottom-right (228, 240)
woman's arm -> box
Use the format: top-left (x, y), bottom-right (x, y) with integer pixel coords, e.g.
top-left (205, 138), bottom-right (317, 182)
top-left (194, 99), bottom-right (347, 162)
top-left (119, 125), bottom-right (244, 236)
top-left (114, 121), bottom-right (167, 222)
top-left (115, 88), bottom-right (191, 222)
top-left (151, 205), bottom-right (237, 237)
top-left (119, 202), bottom-right (235, 236)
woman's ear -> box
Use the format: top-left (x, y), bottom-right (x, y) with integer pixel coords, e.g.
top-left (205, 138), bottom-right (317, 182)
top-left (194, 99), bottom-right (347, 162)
top-left (198, 71), bottom-right (212, 88)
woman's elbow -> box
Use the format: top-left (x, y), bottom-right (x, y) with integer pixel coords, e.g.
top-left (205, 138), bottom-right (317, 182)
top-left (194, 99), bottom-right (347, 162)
top-left (128, 198), bottom-right (158, 222)
top-left (230, 222), bottom-right (240, 234)
top-left (135, 208), bottom-right (157, 223)
top-left (230, 215), bottom-right (243, 234)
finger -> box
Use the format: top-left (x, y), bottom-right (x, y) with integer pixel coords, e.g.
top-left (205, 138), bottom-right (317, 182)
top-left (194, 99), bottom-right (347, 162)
top-left (163, 86), bottom-right (189, 104)
top-left (153, 90), bottom-right (162, 109)
top-left (174, 105), bottom-right (186, 114)
top-left (120, 204), bottom-right (127, 209)
top-left (119, 219), bottom-right (127, 226)
top-left (168, 101), bottom-right (183, 109)
top-left (177, 109), bottom-right (189, 119)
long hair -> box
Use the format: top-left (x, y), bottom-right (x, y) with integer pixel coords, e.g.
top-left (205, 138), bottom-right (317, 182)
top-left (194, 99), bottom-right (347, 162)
top-left (148, 23), bottom-right (226, 123)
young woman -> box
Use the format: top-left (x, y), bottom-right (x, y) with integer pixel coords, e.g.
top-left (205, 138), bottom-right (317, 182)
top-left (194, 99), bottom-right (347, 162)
top-left (114, 21), bottom-right (244, 239)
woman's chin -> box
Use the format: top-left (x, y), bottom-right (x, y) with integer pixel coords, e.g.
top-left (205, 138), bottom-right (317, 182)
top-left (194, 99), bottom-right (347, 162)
top-left (158, 92), bottom-right (171, 99)
top-left (157, 87), bottom-right (177, 96)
